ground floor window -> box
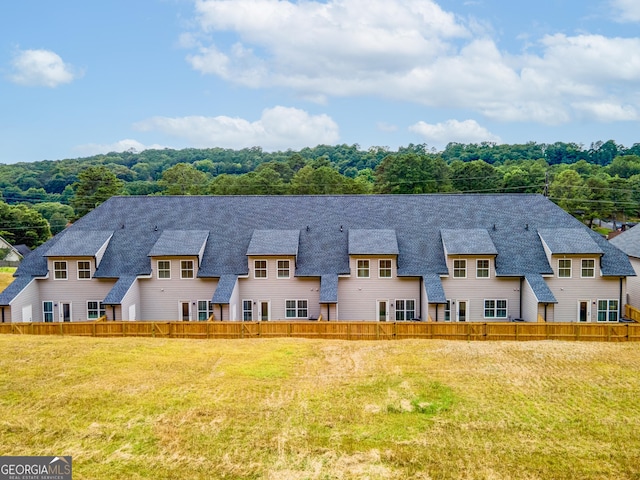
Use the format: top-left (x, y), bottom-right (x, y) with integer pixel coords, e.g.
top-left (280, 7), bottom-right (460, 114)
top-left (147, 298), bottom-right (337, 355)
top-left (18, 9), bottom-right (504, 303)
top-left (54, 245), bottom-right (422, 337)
top-left (285, 300), bottom-right (308, 319)
top-left (597, 299), bottom-right (619, 322)
top-left (43, 301), bottom-right (53, 322)
top-left (87, 301), bottom-right (106, 320)
top-left (243, 300), bottom-right (253, 321)
top-left (484, 299), bottom-right (507, 319)
top-left (395, 299), bottom-right (416, 321)
top-left (197, 300), bottom-right (214, 321)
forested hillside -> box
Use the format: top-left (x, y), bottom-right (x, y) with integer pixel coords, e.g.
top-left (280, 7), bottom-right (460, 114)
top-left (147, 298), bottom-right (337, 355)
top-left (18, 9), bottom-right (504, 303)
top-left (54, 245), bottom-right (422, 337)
top-left (1, 140), bottom-right (639, 249)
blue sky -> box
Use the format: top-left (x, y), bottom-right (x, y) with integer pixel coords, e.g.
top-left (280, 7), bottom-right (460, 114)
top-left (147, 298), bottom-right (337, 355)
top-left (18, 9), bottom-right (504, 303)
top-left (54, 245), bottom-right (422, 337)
top-left (1, 0), bottom-right (640, 164)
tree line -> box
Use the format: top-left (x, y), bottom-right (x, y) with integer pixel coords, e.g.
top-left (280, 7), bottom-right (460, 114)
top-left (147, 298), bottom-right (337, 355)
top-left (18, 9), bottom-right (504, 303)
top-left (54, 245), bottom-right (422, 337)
top-left (1, 140), bottom-right (640, 249)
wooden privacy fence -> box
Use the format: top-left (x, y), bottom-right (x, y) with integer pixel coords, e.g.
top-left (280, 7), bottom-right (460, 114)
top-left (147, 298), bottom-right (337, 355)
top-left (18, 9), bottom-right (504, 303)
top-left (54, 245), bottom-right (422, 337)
top-left (1, 321), bottom-right (640, 342)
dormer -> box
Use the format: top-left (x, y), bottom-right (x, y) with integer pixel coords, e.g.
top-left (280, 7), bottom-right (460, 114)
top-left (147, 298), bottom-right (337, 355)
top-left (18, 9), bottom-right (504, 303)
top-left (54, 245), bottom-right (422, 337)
top-left (348, 229), bottom-right (399, 278)
top-left (246, 230), bottom-right (300, 279)
top-left (537, 228), bottom-right (603, 279)
top-left (148, 230), bottom-right (209, 279)
top-left (44, 230), bottom-right (113, 279)
top-left (440, 229), bottom-right (497, 279)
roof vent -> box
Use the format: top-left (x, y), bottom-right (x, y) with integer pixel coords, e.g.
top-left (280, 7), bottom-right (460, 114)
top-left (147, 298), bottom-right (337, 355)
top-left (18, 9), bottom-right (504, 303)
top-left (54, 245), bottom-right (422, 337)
top-left (493, 224), bottom-right (496, 231)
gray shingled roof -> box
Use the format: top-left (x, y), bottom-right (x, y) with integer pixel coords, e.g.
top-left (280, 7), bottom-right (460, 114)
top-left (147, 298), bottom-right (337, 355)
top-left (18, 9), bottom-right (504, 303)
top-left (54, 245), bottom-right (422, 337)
top-left (538, 228), bottom-right (604, 255)
top-left (525, 274), bottom-right (558, 304)
top-left (0, 276), bottom-right (35, 306)
top-left (103, 276), bottom-right (137, 305)
top-left (441, 229), bottom-right (498, 255)
top-left (320, 274), bottom-right (338, 304)
top-left (348, 229), bottom-right (399, 255)
top-left (211, 275), bottom-right (238, 304)
top-left (6, 195), bottom-right (634, 305)
top-left (423, 273), bottom-right (447, 304)
top-left (148, 230), bottom-right (209, 257)
top-left (44, 230), bottom-right (113, 257)
top-left (610, 224), bottom-right (640, 259)
top-left (247, 230), bottom-right (300, 256)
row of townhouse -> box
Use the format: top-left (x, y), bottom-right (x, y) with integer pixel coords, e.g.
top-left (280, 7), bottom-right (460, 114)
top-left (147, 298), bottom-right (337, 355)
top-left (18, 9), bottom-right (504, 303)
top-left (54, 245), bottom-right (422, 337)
top-left (0, 194), bottom-right (634, 323)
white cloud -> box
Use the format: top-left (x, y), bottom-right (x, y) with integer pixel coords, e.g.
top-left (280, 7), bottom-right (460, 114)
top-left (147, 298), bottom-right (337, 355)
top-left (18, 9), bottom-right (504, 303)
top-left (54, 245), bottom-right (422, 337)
top-left (8, 49), bottom-right (81, 87)
top-left (611, 0), bottom-right (640, 22)
top-left (409, 119), bottom-right (501, 145)
top-left (134, 106), bottom-right (340, 151)
top-left (183, 0), bottom-right (640, 125)
top-left (74, 139), bottom-right (167, 157)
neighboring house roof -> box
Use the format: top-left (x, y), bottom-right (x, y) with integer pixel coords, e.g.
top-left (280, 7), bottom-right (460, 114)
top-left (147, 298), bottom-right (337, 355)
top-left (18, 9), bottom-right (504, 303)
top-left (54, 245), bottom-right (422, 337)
top-left (538, 228), bottom-right (604, 255)
top-left (44, 230), bottom-right (113, 257)
top-left (247, 229), bottom-right (300, 256)
top-left (440, 229), bottom-right (498, 255)
top-left (610, 224), bottom-right (640, 259)
top-left (7, 195), bottom-right (635, 303)
top-left (14, 244), bottom-right (31, 258)
top-left (348, 229), bottom-right (399, 255)
top-left (148, 230), bottom-right (209, 257)
top-left (0, 235), bottom-right (24, 261)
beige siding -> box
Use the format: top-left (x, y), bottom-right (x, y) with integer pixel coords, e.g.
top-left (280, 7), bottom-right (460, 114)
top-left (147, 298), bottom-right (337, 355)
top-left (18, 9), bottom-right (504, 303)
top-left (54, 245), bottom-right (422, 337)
top-left (544, 256), bottom-right (622, 322)
top-left (442, 256), bottom-right (520, 322)
top-left (625, 257), bottom-right (640, 309)
top-left (7, 278), bottom-right (38, 323)
top-left (338, 256), bottom-right (420, 321)
top-left (521, 278), bottom-right (540, 322)
top-left (227, 278), bottom-right (240, 321)
top-left (139, 257), bottom-right (218, 320)
top-left (241, 257), bottom-right (320, 320)
top-left (120, 278), bottom-right (141, 321)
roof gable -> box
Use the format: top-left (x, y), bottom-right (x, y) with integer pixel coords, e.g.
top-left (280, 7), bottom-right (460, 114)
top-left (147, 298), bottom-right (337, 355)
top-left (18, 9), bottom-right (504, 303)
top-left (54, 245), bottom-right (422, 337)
top-left (45, 230), bottom-right (113, 258)
top-left (148, 230), bottom-right (209, 257)
top-left (441, 229), bottom-right (497, 255)
top-left (247, 230), bottom-right (300, 256)
top-left (348, 229), bottom-right (399, 255)
top-left (538, 228), bottom-right (603, 255)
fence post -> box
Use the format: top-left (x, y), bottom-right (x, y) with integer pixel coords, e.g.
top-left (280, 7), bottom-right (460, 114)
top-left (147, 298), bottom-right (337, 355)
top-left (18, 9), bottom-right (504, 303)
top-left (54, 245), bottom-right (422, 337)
top-left (92, 322), bottom-right (96, 337)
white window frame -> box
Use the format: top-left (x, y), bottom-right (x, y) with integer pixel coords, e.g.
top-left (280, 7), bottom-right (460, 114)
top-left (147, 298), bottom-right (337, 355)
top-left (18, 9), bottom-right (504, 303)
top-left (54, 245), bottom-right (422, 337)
top-left (197, 300), bottom-right (214, 321)
top-left (254, 259), bottom-right (268, 279)
top-left (87, 301), bottom-right (105, 320)
top-left (444, 300), bottom-right (452, 322)
top-left (558, 258), bottom-right (572, 278)
top-left (395, 299), bottom-right (416, 321)
top-left (378, 259), bottom-right (392, 278)
top-left (581, 258), bottom-right (595, 278)
top-left (597, 299), bottom-right (619, 322)
top-left (157, 260), bottom-right (171, 279)
top-left (453, 259), bottom-right (466, 278)
top-left (277, 260), bottom-right (290, 279)
top-left (484, 299), bottom-right (508, 319)
top-left (53, 261), bottom-right (67, 280)
top-left (357, 259), bottom-right (370, 278)
top-left (476, 259), bottom-right (490, 279)
top-left (181, 260), bottom-right (194, 279)
top-left (77, 260), bottom-right (91, 280)
top-left (43, 301), bottom-right (54, 323)
top-left (285, 299), bottom-right (308, 319)
top-left (242, 299), bottom-right (253, 321)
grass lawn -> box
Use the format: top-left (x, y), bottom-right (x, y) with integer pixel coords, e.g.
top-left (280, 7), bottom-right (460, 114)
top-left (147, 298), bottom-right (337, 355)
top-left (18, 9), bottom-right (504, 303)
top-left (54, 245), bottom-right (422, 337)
top-left (1, 336), bottom-right (639, 479)
top-left (0, 266), bottom-right (15, 292)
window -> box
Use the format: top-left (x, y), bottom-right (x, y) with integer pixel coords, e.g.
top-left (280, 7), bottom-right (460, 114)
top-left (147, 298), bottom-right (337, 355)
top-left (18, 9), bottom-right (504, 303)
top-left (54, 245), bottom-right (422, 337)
top-left (379, 259), bottom-right (392, 278)
top-left (54, 261), bottom-right (67, 280)
top-left (243, 300), bottom-right (253, 321)
top-left (254, 260), bottom-right (267, 279)
top-left (597, 299), bottom-right (618, 322)
top-left (181, 260), bottom-right (194, 279)
top-left (277, 260), bottom-right (290, 279)
top-left (444, 300), bottom-right (451, 322)
top-left (285, 299), bottom-right (308, 319)
top-left (43, 301), bottom-right (54, 323)
top-left (484, 299), bottom-right (508, 319)
top-left (357, 259), bottom-right (370, 278)
top-left (581, 259), bottom-right (595, 278)
top-left (476, 259), bottom-right (489, 278)
top-left (453, 259), bottom-right (466, 278)
top-left (558, 259), bottom-right (572, 278)
top-left (197, 300), bottom-right (214, 321)
top-left (395, 299), bottom-right (416, 321)
top-left (87, 301), bottom-right (105, 320)
top-left (157, 260), bottom-right (171, 279)
top-left (77, 261), bottom-right (91, 280)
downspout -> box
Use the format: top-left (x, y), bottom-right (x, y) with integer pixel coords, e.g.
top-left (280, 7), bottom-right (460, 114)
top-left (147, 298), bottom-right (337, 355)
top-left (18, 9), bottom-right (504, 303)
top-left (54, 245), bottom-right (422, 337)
top-left (112, 306), bottom-right (116, 321)
top-left (327, 304), bottom-right (330, 322)
top-left (435, 304), bottom-right (438, 322)
top-left (544, 303), bottom-right (548, 322)
top-left (519, 277), bottom-right (523, 319)
top-left (419, 276), bottom-right (423, 321)
top-left (1, 307), bottom-right (4, 323)
top-left (219, 304), bottom-right (223, 322)
top-left (620, 277), bottom-right (624, 320)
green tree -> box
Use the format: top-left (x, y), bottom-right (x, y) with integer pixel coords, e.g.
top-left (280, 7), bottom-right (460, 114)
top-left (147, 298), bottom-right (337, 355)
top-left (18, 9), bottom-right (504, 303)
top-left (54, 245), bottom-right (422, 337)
top-left (159, 163), bottom-right (210, 195)
top-left (375, 153), bottom-right (451, 193)
top-left (0, 201), bottom-right (51, 248)
top-left (71, 166), bottom-right (125, 219)
top-left (451, 160), bottom-right (501, 193)
top-left (548, 170), bottom-right (589, 216)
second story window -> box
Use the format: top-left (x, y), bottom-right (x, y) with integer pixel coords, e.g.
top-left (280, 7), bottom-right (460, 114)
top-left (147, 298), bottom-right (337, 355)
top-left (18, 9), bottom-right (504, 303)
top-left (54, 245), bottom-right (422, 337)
top-left (379, 259), bottom-right (392, 278)
top-left (77, 261), bottom-right (91, 280)
top-left (157, 260), bottom-right (171, 279)
top-left (277, 260), bottom-right (290, 278)
top-left (181, 260), bottom-right (194, 279)
top-left (453, 259), bottom-right (466, 278)
top-left (54, 261), bottom-right (67, 280)
top-left (254, 260), bottom-right (267, 279)
top-left (476, 259), bottom-right (489, 278)
top-left (357, 259), bottom-right (370, 278)
top-left (558, 259), bottom-right (572, 278)
top-left (581, 259), bottom-right (595, 278)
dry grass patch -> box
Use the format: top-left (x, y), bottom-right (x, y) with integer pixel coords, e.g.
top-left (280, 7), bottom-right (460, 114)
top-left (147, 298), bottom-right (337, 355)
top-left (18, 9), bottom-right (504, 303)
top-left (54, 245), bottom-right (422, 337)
top-left (0, 266), bottom-right (15, 292)
top-left (1, 336), bottom-right (639, 479)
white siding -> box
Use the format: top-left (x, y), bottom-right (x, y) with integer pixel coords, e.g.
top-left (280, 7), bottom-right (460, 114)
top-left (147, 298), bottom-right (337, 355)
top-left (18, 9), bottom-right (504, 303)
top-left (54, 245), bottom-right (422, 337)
top-left (5, 278), bottom-right (38, 323)
top-left (521, 278), bottom-right (540, 322)
top-left (227, 278), bottom-right (240, 322)
top-left (120, 278), bottom-right (141, 321)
